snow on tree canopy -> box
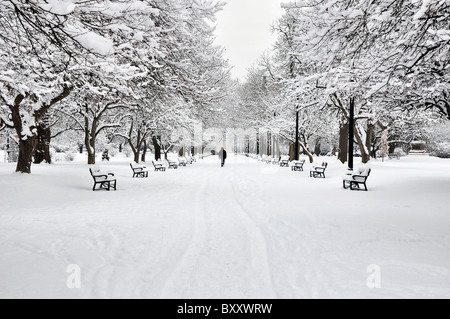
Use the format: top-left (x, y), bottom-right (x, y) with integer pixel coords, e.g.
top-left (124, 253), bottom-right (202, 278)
top-left (38, 0), bottom-right (76, 15)
top-left (281, 1), bottom-right (309, 8)
top-left (413, 0), bottom-right (432, 21)
top-left (64, 25), bottom-right (114, 56)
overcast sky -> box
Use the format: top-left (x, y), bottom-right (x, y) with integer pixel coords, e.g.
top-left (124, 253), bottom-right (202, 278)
top-left (213, 0), bottom-right (285, 82)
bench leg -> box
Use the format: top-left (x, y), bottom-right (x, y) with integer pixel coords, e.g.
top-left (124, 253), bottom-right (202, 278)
top-left (343, 180), bottom-right (350, 189)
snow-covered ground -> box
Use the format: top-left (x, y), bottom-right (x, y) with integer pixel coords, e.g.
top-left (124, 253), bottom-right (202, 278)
top-left (0, 154), bottom-right (449, 299)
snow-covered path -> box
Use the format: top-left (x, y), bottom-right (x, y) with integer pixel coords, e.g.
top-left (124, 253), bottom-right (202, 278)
top-left (0, 154), bottom-right (449, 298)
top-left (160, 166), bottom-right (275, 298)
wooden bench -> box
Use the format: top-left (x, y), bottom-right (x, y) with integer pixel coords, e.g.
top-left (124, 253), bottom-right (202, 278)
top-left (178, 157), bottom-right (187, 166)
top-left (89, 167), bottom-right (116, 191)
top-left (167, 159), bottom-right (178, 169)
top-left (343, 167), bottom-right (371, 191)
top-left (279, 156), bottom-right (290, 167)
top-left (130, 163), bottom-right (149, 178)
top-left (310, 162), bottom-right (328, 178)
top-left (152, 161), bottom-right (166, 171)
top-left (291, 159), bottom-right (305, 171)
top-left (186, 156), bottom-right (194, 164)
top-left (388, 152), bottom-right (400, 160)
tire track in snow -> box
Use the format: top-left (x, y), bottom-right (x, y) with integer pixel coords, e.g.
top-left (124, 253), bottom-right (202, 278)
top-left (226, 175), bottom-right (276, 298)
top-left (159, 168), bottom-right (276, 298)
top-left (228, 174), bottom-right (344, 298)
top-left (159, 176), bottom-right (209, 298)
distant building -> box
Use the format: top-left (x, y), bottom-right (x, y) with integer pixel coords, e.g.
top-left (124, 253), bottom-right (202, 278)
top-left (410, 140), bottom-right (427, 154)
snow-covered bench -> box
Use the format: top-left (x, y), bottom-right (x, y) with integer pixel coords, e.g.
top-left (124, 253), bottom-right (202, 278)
top-left (271, 157), bottom-right (280, 165)
top-left (90, 167), bottom-right (117, 191)
top-left (186, 156), bottom-right (194, 164)
top-left (167, 159), bottom-right (178, 169)
top-left (130, 163), bottom-right (149, 178)
top-left (279, 156), bottom-right (290, 167)
top-left (291, 159), bottom-right (305, 171)
top-left (343, 166), bottom-right (371, 191)
top-left (152, 161), bottom-right (166, 171)
top-left (310, 162), bottom-right (328, 178)
top-left (178, 157), bottom-right (187, 166)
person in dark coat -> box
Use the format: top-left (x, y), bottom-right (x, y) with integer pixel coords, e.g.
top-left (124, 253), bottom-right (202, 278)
top-left (219, 147), bottom-right (227, 167)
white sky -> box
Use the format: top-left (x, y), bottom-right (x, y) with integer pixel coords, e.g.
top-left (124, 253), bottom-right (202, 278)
top-left (213, 0), bottom-right (285, 82)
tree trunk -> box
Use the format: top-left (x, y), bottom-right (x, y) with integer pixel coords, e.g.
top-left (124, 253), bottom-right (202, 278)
top-left (332, 145), bottom-right (337, 156)
top-left (85, 128), bottom-right (96, 165)
top-left (16, 137), bottom-right (37, 173)
top-left (365, 122), bottom-right (375, 162)
top-left (152, 136), bottom-right (161, 161)
top-left (354, 122), bottom-right (371, 164)
top-left (34, 123), bottom-right (52, 164)
top-left (87, 151), bottom-right (95, 164)
top-left (133, 151), bottom-right (140, 164)
top-left (141, 139), bottom-right (147, 163)
top-left (338, 122), bottom-right (349, 164)
top-left (289, 143), bottom-right (295, 161)
top-left (314, 139), bottom-right (321, 156)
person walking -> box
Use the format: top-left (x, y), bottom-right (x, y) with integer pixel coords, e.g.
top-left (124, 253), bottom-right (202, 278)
top-left (219, 147), bottom-right (227, 167)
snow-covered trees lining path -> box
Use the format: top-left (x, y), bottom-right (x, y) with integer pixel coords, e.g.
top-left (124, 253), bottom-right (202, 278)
top-left (238, 0), bottom-right (449, 163)
top-left (1, 0), bottom-right (230, 172)
top-left (1, 0), bottom-right (449, 171)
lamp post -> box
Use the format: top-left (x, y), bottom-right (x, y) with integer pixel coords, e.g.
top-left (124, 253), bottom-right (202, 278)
top-left (348, 96), bottom-right (355, 171)
top-left (295, 96), bottom-right (299, 161)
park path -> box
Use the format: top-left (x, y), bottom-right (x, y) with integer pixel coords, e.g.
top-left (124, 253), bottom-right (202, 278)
top-left (159, 160), bottom-right (276, 298)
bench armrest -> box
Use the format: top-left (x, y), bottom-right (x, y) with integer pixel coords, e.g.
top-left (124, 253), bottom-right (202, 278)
top-left (352, 175), bottom-right (367, 182)
top-left (93, 173), bottom-right (108, 178)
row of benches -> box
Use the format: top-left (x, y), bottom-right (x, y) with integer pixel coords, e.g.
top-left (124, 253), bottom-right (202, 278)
top-left (90, 156), bottom-right (197, 191)
top-left (132, 156), bottom-right (197, 175)
top-left (255, 155), bottom-right (371, 191)
top-left (256, 155), bottom-right (329, 178)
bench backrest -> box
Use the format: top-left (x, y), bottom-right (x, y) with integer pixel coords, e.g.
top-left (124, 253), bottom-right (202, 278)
top-left (90, 166), bottom-right (102, 176)
top-left (90, 167), bottom-right (109, 181)
top-left (89, 167), bottom-right (96, 176)
top-left (130, 163), bottom-right (146, 170)
top-left (352, 167), bottom-right (371, 182)
top-left (356, 166), bottom-right (370, 176)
